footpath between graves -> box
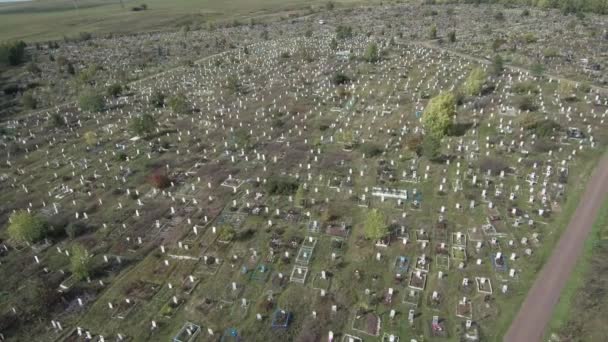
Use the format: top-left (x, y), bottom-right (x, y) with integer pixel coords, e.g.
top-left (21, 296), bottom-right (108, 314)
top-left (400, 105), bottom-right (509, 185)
top-left (505, 152), bottom-right (608, 342)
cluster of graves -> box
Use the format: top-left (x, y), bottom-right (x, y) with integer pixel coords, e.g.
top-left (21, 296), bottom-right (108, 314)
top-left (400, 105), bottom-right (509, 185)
top-left (1, 3), bottom-right (608, 341)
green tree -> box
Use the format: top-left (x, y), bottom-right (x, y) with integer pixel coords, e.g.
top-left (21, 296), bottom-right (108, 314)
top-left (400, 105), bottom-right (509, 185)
top-left (421, 92), bottom-right (456, 137)
top-left (294, 184), bottom-right (307, 207)
top-left (226, 74), bottom-right (243, 94)
top-left (78, 90), bottom-right (105, 112)
top-left (364, 42), bottom-right (379, 63)
top-left (464, 67), bottom-right (486, 96)
top-left (70, 244), bottom-right (93, 280)
top-left (329, 38), bottom-right (338, 50)
top-left (448, 31), bottom-right (456, 43)
top-left (491, 55), bottom-right (504, 76)
top-left (364, 209), bottom-right (387, 241)
top-left (83, 131), bottom-right (97, 146)
top-left (429, 25), bottom-right (437, 39)
top-left (531, 62), bottom-right (545, 77)
top-left (168, 93), bottom-right (189, 113)
top-left (106, 83), bottom-right (123, 98)
top-left (21, 91), bottom-right (37, 110)
top-left (7, 211), bottom-right (46, 244)
top-left (422, 133), bottom-right (441, 160)
top-left (0, 41), bottom-right (27, 66)
top-left (130, 113), bottom-right (157, 135)
top-left (150, 89), bottom-right (165, 108)
top-left (336, 25), bottom-right (353, 40)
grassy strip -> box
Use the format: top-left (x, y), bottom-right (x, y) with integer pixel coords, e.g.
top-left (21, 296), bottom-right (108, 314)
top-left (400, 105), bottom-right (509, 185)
top-left (493, 150), bottom-right (602, 340)
top-left (544, 188), bottom-right (608, 339)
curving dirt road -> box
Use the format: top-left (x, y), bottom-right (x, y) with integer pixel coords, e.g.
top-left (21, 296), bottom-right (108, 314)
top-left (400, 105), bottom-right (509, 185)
top-left (505, 152), bottom-right (608, 342)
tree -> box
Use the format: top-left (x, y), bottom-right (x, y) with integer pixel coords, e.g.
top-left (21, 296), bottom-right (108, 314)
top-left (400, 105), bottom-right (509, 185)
top-left (422, 92), bottom-right (456, 137)
top-left (429, 25), bottom-right (437, 39)
top-left (226, 74), bottom-right (243, 94)
top-left (78, 90), bottom-right (104, 112)
top-left (464, 67), bottom-right (486, 96)
top-left (531, 62), bottom-right (545, 77)
top-left (168, 93), bottom-right (190, 113)
top-left (106, 83), bottom-right (123, 98)
top-left (558, 81), bottom-right (576, 100)
top-left (329, 38), bottom-right (338, 50)
top-left (70, 244), bottom-right (93, 280)
top-left (294, 184), bottom-right (307, 207)
top-left (7, 211), bottom-right (46, 244)
top-left (422, 133), bottom-right (441, 160)
top-left (364, 209), bottom-right (387, 241)
top-left (491, 55), bottom-right (504, 76)
top-left (336, 25), bottom-right (353, 40)
top-left (21, 91), bottom-right (37, 110)
top-left (148, 171), bottom-right (171, 189)
top-left (0, 41), bottom-right (27, 66)
top-left (83, 131), bottom-right (97, 146)
top-left (364, 42), bottom-right (379, 63)
top-left (448, 31), bottom-right (456, 43)
top-left (130, 113), bottom-right (157, 135)
top-left (326, 1), bottom-right (335, 10)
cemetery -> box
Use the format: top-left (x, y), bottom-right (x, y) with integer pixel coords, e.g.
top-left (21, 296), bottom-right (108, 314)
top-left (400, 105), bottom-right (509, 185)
top-left (1, 1), bottom-right (608, 341)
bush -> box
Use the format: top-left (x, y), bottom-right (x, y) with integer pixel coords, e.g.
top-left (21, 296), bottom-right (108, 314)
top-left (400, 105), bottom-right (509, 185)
top-left (364, 42), bottom-right (379, 63)
top-left (528, 118), bottom-right (561, 137)
top-left (0, 40), bottom-right (27, 66)
top-left (78, 90), bottom-right (105, 112)
top-left (359, 142), bottom-right (383, 158)
top-left (335, 25), bottom-right (353, 40)
top-left (65, 222), bottom-right (87, 240)
top-left (148, 171), bottom-right (171, 189)
top-left (422, 134), bottom-right (441, 161)
top-left (21, 91), bottom-right (37, 110)
top-left (479, 157), bottom-right (509, 174)
top-left (168, 93), bottom-right (189, 113)
top-left (265, 176), bottom-right (299, 196)
top-left (514, 95), bottom-right (537, 111)
top-left (332, 71), bottom-right (350, 85)
top-left (130, 113), bottom-right (157, 135)
top-left (150, 89), bottom-right (165, 107)
top-left (7, 211), bottom-right (46, 244)
top-left (106, 83), bottom-right (123, 97)
top-left (70, 244), bottom-right (93, 280)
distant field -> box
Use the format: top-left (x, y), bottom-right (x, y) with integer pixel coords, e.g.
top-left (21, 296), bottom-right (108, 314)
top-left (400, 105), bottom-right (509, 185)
top-left (0, 0), bottom-right (372, 41)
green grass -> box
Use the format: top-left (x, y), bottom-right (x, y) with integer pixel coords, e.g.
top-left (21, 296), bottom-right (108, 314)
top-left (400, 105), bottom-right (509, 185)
top-left (545, 177), bottom-right (608, 338)
top-left (490, 149), bottom-right (604, 340)
top-left (0, 0), bottom-right (374, 42)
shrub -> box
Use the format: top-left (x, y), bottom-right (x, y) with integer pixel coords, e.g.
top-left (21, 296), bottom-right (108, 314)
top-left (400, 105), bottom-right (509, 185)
top-left (479, 157), bottom-right (509, 174)
top-left (148, 171), bottom-right (171, 189)
top-left (130, 113), bottom-right (157, 135)
top-left (65, 222), bottom-right (87, 240)
top-left (70, 244), bottom-right (93, 280)
top-left (0, 40), bottom-right (27, 66)
top-left (514, 95), bottom-right (537, 111)
top-left (150, 89), bottom-right (165, 107)
top-left (21, 91), bottom-right (37, 110)
top-left (7, 211), bottom-right (46, 244)
top-left (106, 83), bottom-right (123, 97)
top-left (359, 142), bottom-right (383, 158)
top-left (78, 90), bottom-right (105, 112)
top-left (265, 176), bottom-right (299, 196)
top-left (168, 93), bottom-right (189, 113)
top-left (332, 72), bottom-right (350, 85)
top-left (422, 134), bottom-right (441, 161)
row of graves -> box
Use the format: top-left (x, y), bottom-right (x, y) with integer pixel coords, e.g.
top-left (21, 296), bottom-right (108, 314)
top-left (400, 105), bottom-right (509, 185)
top-left (1, 9), bottom-right (608, 342)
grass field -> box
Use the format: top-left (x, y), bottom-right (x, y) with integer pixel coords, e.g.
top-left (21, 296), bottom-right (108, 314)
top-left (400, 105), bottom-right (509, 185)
top-left (0, 0), bottom-right (375, 42)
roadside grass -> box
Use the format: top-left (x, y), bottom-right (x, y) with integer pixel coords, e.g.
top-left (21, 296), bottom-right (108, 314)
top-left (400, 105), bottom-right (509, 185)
top-left (491, 149), bottom-right (603, 340)
top-left (544, 173), bottom-right (608, 339)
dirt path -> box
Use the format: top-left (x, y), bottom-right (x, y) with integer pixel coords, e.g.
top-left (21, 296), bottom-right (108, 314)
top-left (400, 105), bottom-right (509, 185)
top-left (505, 152), bottom-right (608, 342)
